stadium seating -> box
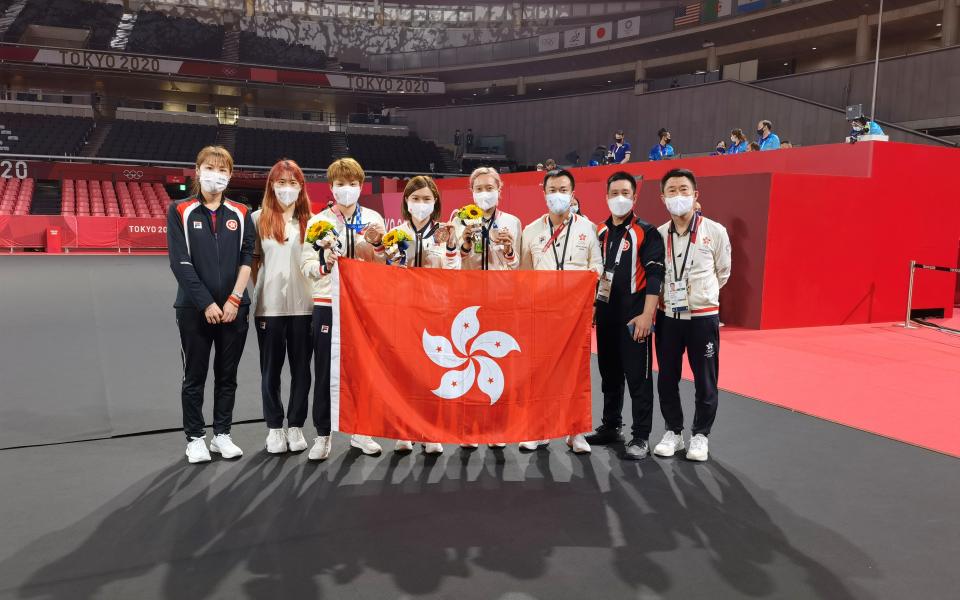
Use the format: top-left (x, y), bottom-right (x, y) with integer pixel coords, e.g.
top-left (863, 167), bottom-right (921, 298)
top-left (238, 32), bottom-right (327, 69)
top-left (3, 0), bottom-right (123, 50)
top-left (0, 177), bottom-right (34, 216)
top-left (126, 11), bottom-right (225, 60)
top-left (0, 113), bottom-right (94, 156)
top-left (97, 120), bottom-right (218, 162)
top-left (60, 179), bottom-right (171, 217)
top-left (346, 134), bottom-right (447, 173)
top-left (233, 128), bottom-right (335, 169)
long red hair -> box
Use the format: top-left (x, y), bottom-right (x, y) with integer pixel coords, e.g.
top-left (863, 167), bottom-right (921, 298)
top-left (258, 159), bottom-right (311, 244)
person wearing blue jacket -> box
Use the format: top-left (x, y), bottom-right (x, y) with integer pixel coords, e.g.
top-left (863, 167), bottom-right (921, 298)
top-left (167, 145), bottom-right (255, 464)
top-left (756, 120), bottom-right (781, 151)
top-left (849, 116), bottom-right (885, 142)
top-left (648, 128), bottom-right (675, 161)
top-left (727, 129), bottom-right (748, 155)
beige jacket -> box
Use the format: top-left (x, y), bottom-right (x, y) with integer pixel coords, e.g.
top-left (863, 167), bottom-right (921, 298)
top-left (520, 213), bottom-right (603, 273)
top-left (300, 205), bottom-right (385, 304)
top-left (374, 220), bottom-right (462, 269)
top-left (452, 209), bottom-right (521, 270)
top-left (251, 209), bottom-right (313, 317)
top-left (658, 214), bottom-right (731, 319)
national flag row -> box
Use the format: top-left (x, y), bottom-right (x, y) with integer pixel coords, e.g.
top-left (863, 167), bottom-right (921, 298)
top-left (538, 0), bottom-right (789, 52)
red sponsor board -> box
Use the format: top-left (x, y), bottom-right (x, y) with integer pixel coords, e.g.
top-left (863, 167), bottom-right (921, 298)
top-left (117, 218), bottom-right (168, 248)
top-left (0, 215), bottom-right (167, 249)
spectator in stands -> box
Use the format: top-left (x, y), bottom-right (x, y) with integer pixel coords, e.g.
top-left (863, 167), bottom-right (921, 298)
top-left (465, 128), bottom-right (475, 151)
top-left (756, 120), bottom-right (781, 150)
top-left (167, 146), bottom-right (253, 464)
top-left (251, 159), bottom-right (314, 457)
top-left (544, 158), bottom-right (557, 171)
top-left (748, 142), bottom-right (761, 152)
top-left (848, 116), bottom-right (884, 143)
top-left (536, 163), bottom-right (545, 171)
top-left (712, 141), bottom-right (727, 156)
top-left (300, 158), bottom-right (387, 461)
top-left (519, 169), bottom-right (602, 455)
top-left (648, 128), bottom-right (675, 161)
top-left (653, 168), bottom-right (731, 463)
top-left (728, 129), bottom-right (748, 155)
top-left (454, 129), bottom-right (462, 147)
top-left (780, 140), bottom-right (793, 149)
top-left (586, 171), bottom-right (665, 460)
top-left (608, 130), bottom-right (632, 164)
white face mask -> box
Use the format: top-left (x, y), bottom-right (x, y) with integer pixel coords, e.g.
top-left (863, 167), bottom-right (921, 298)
top-left (407, 200), bottom-right (435, 222)
top-left (199, 170), bottom-right (230, 194)
top-left (273, 185), bottom-right (299, 207)
top-left (473, 190), bottom-right (499, 211)
top-left (545, 192), bottom-right (572, 215)
top-left (665, 194), bottom-right (695, 216)
top-left (607, 196), bottom-right (634, 217)
top-left (333, 185), bottom-right (361, 207)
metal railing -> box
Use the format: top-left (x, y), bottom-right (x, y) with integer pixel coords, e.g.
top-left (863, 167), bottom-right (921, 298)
top-left (0, 153), bottom-right (464, 178)
top-left (900, 260), bottom-right (960, 329)
top-left (727, 80), bottom-right (958, 148)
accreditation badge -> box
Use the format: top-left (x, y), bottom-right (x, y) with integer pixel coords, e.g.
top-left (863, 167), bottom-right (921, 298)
top-left (596, 270), bottom-right (614, 303)
top-left (667, 279), bottom-right (689, 314)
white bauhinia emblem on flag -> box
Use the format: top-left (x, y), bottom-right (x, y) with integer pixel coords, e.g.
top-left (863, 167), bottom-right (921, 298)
top-left (423, 306), bottom-right (520, 405)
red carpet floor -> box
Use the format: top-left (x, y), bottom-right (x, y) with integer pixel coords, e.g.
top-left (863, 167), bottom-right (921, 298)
top-left (593, 317), bottom-right (960, 457)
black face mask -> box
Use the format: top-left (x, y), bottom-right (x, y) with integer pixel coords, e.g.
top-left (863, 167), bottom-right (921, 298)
top-left (615, 137), bottom-right (623, 143)
top-left (757, 128), bottom-right (765, 136)
top-left (664, 137), bottom-right (671, 144)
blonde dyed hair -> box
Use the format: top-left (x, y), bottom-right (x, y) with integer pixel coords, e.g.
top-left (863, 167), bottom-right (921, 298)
top-left (469, 166), bottom-right (502, 190)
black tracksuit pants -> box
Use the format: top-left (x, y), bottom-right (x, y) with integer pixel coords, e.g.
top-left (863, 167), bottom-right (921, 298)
top-left (311, 305), bottom-right (332, 436)
top-left (596, 309), bottom-right (655, 440)
top-left (176, 305), bottom-right (250, 440)
top-left (255, 315), bottom-right (313, 429)
top-left (654, 311), bottom-right (720, 436)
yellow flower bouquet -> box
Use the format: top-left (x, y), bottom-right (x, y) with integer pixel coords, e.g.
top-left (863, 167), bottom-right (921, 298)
top-left (305, 219), bottom-right (336, 246)
top-left (457, 203), bottom-right (484, 253)
top-left (381, 227), bottom-right (412, 265)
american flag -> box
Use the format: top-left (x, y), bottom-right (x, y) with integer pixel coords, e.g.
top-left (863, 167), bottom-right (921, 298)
top-left (674, 2), bottom-right (702, 27)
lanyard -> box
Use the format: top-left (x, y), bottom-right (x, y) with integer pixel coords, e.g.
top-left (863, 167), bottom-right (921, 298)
top-left (667, 213), bottom-right (700, 282)
top-left (547, 217), bottom-right (572, 271)
top-left (332, 204), bottom-right (364, 258)
top-left (413, 220), bottom-right (436, 267)
top-left (480, 211), bottom-right (497, 270)
top-left (603, 222), bottom-right (630, 271)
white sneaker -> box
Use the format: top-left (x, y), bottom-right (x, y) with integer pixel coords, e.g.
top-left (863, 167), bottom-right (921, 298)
top-left (566, 434), bottom-right (591, 454)
top-left (686, 434), bottom-right (709, 461)
top-left (209, 433), bottom-right (243, 459)
top-left (186, 436), bottom-right (211, 463)
top-left (460, 443), bottom-right (480, 449)
top-left (519, 440), bottom-right (549, 451)
top-left (395, 440), bottom-right (414, 453)
top-left (423, 443), bottom-right (444, 455)
top-left (350, 434), bottom-right (382, 455)
top-left (308, 436), bottom-right (331, 461)
top-left (488, 443), bottom-right (506, 449)
top-left (653, 431), bottom-right (685, 457)
top-left (286, 427), bottom-right (308, 452)
top-left (265, 428), bottom-right (288, 454)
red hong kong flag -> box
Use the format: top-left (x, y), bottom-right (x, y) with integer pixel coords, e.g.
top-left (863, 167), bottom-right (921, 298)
top-left (330, 259), bottom-right (597, 443)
